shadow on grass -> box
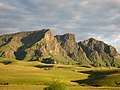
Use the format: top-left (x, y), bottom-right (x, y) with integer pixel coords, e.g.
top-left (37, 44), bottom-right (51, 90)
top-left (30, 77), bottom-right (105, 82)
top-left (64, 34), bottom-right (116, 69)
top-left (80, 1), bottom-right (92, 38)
top-left (34, 65), bottom-right (54, 68)
top-left (72, 70), bottom-right (119, 87)
top-left (1, 60), bottom-right (13, 65)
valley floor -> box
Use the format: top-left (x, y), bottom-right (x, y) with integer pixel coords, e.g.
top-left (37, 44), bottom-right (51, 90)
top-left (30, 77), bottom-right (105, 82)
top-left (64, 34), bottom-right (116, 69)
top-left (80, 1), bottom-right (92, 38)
top-left (0, 85), bottom-right (120, 90)
top-left (0, 60), bottom-right (120, 90)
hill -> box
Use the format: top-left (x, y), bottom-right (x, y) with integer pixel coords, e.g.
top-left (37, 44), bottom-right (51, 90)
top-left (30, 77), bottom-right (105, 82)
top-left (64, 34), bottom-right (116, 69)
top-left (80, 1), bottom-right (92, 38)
top-left (0, 29), bottom-right (120, 67)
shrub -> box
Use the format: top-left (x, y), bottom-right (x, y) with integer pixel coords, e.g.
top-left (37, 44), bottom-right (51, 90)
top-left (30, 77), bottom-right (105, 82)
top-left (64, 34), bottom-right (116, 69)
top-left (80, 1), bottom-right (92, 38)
top-left (2, 60), bottom-right (12, 65)
top-left (44, 81), bottom-right (67, 90)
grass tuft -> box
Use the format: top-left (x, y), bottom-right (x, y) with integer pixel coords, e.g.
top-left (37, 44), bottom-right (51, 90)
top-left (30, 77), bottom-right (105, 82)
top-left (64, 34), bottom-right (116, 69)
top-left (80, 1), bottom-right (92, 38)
top-left (44, 80), bottom-right (67, 90)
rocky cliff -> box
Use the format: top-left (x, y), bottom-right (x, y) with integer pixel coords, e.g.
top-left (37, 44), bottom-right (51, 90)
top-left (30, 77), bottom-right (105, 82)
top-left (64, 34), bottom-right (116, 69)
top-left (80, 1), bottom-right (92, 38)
top-left (0, 29), bottom-right (120, 66)
top-left (55, 34), bottom-right (91, 65)
top-left (0, 29), bottom-right (72, 63)
top-left (79, 38), bottom-right (120, 67)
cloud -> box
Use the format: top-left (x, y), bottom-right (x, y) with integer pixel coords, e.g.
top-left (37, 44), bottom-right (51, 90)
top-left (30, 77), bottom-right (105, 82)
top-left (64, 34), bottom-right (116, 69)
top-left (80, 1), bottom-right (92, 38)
top-left (0, 0), bottom-right (120, 52)
top-left (0, 28), bottom-right (20, 35)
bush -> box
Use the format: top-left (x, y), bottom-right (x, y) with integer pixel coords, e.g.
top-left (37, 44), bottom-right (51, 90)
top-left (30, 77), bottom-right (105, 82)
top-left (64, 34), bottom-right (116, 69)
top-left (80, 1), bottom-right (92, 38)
top-left (44, 81), bottom-right (67, 90)
top-left (2, 60), bottom-right (12, 65)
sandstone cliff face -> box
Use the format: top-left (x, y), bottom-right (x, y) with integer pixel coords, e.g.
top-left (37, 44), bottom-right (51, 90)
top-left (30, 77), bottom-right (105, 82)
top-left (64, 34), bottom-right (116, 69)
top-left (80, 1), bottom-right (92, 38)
top-left (78, 38), bottom-right (120, 67)
top-left (0, 29), bottom-right (70, 63)
top-left (55, 34), bottom-right (91, 65)
top-left (0, 29), bottom-right (120, 67)
top-left (28, 29), bottom-right (69, 60)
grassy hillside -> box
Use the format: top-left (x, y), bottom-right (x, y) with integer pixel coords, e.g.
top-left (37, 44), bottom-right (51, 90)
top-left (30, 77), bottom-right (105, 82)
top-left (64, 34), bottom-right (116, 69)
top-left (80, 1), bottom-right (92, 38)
top-left (0, 60), bottom-right (88, 86)
top-left (73, 69), bottom-right (120, 87)
top-left (0, 58), bottom-right (120, 90)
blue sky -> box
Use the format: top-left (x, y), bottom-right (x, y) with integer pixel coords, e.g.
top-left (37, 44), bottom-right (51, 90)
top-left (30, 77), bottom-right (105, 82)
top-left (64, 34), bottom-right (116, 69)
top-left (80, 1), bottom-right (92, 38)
top-left (0, 0), bottom-right (120, 52)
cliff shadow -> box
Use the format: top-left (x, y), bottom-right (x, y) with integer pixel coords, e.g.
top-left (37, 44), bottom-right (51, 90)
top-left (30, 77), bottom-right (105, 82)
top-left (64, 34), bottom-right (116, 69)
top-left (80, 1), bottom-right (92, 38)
top-left (0, 37), bottom-right (13, 48)
top-left (14, 31), bottom-right (45, 60)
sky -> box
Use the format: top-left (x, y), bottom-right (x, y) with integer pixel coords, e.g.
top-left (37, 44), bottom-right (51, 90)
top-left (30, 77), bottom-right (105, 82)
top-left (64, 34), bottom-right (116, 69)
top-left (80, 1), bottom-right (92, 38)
top-left (0, 0), bottom-right (120, 52)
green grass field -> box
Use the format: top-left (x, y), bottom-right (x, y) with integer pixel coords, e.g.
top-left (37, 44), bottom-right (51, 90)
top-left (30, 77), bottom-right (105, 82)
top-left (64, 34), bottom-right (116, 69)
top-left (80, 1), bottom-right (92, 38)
top-left (0, 59), bottom-right (120, 90)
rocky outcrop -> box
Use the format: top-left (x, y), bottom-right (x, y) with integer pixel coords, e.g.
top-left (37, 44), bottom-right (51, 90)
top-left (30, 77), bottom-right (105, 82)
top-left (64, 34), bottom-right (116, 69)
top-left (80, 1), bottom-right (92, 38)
top-left (0, 29), bottom-right (72, 63)
top-left (0, 29), bottom-right (120, 67)
top-left (55, 34), bottom-right (91, 65)
top-left (78, 38), bottom-right (120, 67)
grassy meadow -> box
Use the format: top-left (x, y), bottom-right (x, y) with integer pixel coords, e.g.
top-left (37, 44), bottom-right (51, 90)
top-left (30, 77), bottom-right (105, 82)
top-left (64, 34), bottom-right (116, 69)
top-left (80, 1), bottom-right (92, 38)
top-left (0, 59), bottom-right (120, 90)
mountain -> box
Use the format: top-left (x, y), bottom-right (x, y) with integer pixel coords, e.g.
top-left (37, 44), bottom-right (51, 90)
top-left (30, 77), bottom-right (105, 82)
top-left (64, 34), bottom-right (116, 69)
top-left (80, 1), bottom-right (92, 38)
top-left (0, 29), bottom-right (73, 63)
top-left (79, 38), bottom-right (120, 67)
top-left (55, 34), bottom-right (91, 65)
top-left (0, 29), bottom-right (120, 67)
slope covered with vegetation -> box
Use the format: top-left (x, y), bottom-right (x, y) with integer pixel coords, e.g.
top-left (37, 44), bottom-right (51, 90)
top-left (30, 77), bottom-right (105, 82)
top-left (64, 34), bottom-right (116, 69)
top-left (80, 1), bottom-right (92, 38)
top-left (0, 60), bottom-right (120, 90)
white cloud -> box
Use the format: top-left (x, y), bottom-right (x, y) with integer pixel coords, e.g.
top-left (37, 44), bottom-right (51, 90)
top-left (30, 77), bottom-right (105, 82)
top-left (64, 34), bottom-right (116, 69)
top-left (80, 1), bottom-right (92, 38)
top-left (80, 1), bottom-right (89, 7)
top-left (98, 25), bottom-right (120, 30)
top-left (0, 28), bottom-right (20, 35)
top-left (0, 1), bottom-right (15, 10)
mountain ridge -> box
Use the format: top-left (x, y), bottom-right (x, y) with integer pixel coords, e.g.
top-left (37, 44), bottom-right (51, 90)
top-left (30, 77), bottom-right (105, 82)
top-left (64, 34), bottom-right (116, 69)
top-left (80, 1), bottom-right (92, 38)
top-left (0, 29), bottom-right (120, 67)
